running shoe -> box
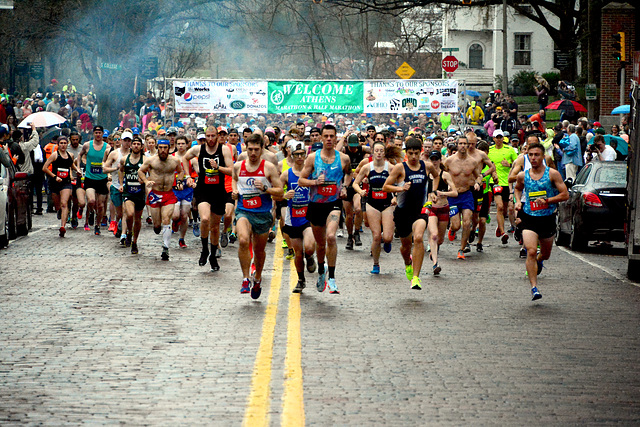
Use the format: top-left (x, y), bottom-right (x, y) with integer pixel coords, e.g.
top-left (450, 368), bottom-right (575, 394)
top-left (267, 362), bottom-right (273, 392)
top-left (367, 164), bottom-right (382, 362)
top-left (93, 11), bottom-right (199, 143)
top-left (161, 246), bottom-right (169, 261)
top-left (457, 250), bottom-right (465, 260)
top-left (84, 223), bottom-right (90, 231)
top-left (345, 236), bottom-right (354, 250)
top-left (411, 276), bottom-right (422, 290)
top-left (507, 225), bottom-right (515, 233)
top-left (193, 222), bottom-right (200, 237)
top-left (495, 227), bottom-right (501, 238)
top-left (306, 256), bottom-right (316, 273)
top-left (59, 226), bottom-right (66, 238)
top-left (57, 210), bottom-right (61, 220)
top-left (383, 242), bottom-right (392, 253)
top-left (251, 279), bottom-right (262, 299)
top-left (476, 243), bottom-right (483, 252)
top-left (293, 280), bottom-right (306, 293)
top-left (281, 239), bottom-right (288, 249)
top-left (88, 211), bottom-right (95, 226)
top-left (405, 263), bottom-right (414, 281)
top-left (531, 286), bottom-right (542, 301)
top-left (116, 220), bottom-right (122, 237)
top-left (210, 253), bottom-right (220, 271)
top-left (94, 226), bottom-right (101, 236)
top-left (146, 216), bottom-right (152, 225)
top-left (179, 238), bottom-right (187, 248)
top-left (514, 227), bottom-right (522, 243)
top-left (250, 262), bottom-right (256, 278)
top-left (101, 217), bottom-right (108, 227)
top-left (448, 229), bottom-right (456, 241)
top-left (77, 209), bottom-right (83, 220)
top-left (229, 232), bottom-right (237, 244)
top-left (241, 278), bottom-right (251, 294)
top-left (125, 233), bottom-right (132, 248)
top-left (501, 233), bottom-right (509, 245)
top-left (220, 231), bottom-right (229, 248)
top-left (486, 214), bottom-right (491, 224)
top-left (286, 248), bottom-right (295, 260)
top-left (519, 247), bottom-right (527, 258)
top-left (119, 236), bottom-right (126, 246)
top-left (171, 219), bottom-right (180, 233)
top-left (433, 263), bottom-right (441, 275)
top-left (537, 259), bottom-right (544, 276)
top-left (336, 229), bottom-right (344, 238)
top-left (317, 265), bottom-right (327, 292)
top-left (371, 264), bottom-right (380, 275)
top-left (468, 230), bottom-right (475, 243)
top-left (463, 243), bottom-right (471, 253)
top-left (71, 218), bottom-right (78, 229)
top-left (354, 232), bottom-right (362, 247)
top-left (328, 278), bottom-right (339, 294)
top-left (199, 250), bottom-right (209, 266)
top-left (216, 248), bottom-right (222, 258)
top-left (131, 242), bottom-right (138, 255)
top-left (268, 228), bottom-right (276, 242)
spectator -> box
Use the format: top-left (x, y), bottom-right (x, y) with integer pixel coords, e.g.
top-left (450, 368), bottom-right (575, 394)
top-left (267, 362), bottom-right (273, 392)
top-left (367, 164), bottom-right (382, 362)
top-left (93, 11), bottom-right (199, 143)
top-left (46, 94), bottom-right (61, 112)
top-left (558, 124), bottom-right (583, 181)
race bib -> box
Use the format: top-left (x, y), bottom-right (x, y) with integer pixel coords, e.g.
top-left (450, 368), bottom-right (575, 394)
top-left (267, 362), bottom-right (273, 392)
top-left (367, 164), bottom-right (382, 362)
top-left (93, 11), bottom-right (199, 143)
top-left (242, 196), bottom-right (262, 209)
top-left (372, 190), bottom-right (386, 200)
top-left (57, 168), bottom-right (69, 179)
top-left (319, 184), bottom-right (337, 196)
top-left (90, 162), bottom-right (102, 175)
top-left (292, 206), bottom-right (308, 218)
top-left (529, 190), bottom-right (548, 211)
top-left (126, 182), bottom-right (142, 194)
top-left (449, 205), bottom-right (459, 217)
top-left (204, 169), bottom-right (219, 185)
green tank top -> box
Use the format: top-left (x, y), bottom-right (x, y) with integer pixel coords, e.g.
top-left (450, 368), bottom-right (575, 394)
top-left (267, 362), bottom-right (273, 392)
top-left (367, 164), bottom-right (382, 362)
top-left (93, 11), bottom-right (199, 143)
top-left (85, 140), bottom-right (107, 180)
top-left (123, 153), bottom-right (144, 195)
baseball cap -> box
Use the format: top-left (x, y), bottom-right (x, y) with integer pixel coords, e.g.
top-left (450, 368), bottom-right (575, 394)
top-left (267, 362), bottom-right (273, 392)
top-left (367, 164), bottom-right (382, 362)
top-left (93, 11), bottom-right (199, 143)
top-left (196, 133), bottom-right (206, 140)
top-left (157, 129), bottom-right (167, 136)
top-left (167, 126), bottom-right (178, 135)
top-left (287, 140), bottom-right (305, 153)
top-left (131, 127), bottom-right (140, 135)
top-left (0, 127), bottom-right (8, 137)
top-left (121, 131), bottom-right (133, 140)
top-left (217, 126), bottom-right (228, 134)
top-left (593, 121), bottom-right (602, 127)
top-left (493, 129), bottom-right (504, 137)
top-left (157, 139), bottom-right (170, 146)
top-left (347, 134), bottom-right (359, 147)
top-left (429, 150), bottom-right (442, 160)
top-left (102, 129), bottom-right (110, 138)
top-left (228, 128), bottom-right (238, 135)
top-left (311, 142), bottom-right (323, 152)
top-left (93, 125), bottom-right (104, 132)
top-left (510, 135), bottom-right (519, 141)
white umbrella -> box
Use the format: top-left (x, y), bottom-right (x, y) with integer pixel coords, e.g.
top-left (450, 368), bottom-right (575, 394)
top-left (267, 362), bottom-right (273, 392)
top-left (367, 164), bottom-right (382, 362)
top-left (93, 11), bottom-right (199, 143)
top-left (18, 111), bottom-right (67, 129)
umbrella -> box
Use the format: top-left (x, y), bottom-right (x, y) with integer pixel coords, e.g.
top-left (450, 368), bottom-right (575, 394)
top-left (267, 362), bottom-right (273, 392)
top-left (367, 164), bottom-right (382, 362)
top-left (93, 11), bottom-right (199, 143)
top-left (463, 90), bottom-right (482, 97)
top-left (545, 99), bottom-right (587, 113)
top-left (611, 105), bottom-right (630, 115)
top-left (604, 134), bottom-right (628, 156)
top-left (18, 111), bottom-right (67, 129)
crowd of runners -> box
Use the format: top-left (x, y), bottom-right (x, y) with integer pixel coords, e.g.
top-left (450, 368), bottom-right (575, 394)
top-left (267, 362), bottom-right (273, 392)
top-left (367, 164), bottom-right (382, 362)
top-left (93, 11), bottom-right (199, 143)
top-left (34, 114), bottom-right (574, 303)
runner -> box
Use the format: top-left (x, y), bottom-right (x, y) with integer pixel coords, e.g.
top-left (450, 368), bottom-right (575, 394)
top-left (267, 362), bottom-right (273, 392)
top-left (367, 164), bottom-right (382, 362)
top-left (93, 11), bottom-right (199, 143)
top-left (66, 132), bottom-right (85, 230)
top-left (103, 130), bottom-right (132, 243)
top-left (118, 136), bottom-right (146, 254)
top-left (138, 139), bottom-right (184, 260)
top-left (77, 125), bottom-right (111, 235)
top-left (232, 133), bottom-right (282, 299)
top-left (443, 135), bottom-right (482, 260)
top-left (143, 134), bottom-right (157, 225)
top-left (281, 140), bottom-right (317, 292)
top-left (42, 135), bottom-right (80, 237)
top-left (352, 141), bottom-right (394, 274)
top-left (383, 137), bottom-right (440, 290)
top-left (183, 126), bottom-right (234, 271)
top-left (222, 129), bottom-right (240, 247)
top-left (488, 129), bottom-right (518, 245)
top-left (474, 141), bottom-right (495, 252)
top-left (342, 134), bottom-right (366, 250)
top-left (425, 150), bottom-right (457, 274)
top-left (171, 136), bottom-right (195, 248)
top-left (514, 142), bottom-right (569, 300)
top-left (298, 124), bottom-right (351, 294)
top-left (465, 131), bottom-right (497, 247)
top-left (277, 140), bottom-right (296, 259)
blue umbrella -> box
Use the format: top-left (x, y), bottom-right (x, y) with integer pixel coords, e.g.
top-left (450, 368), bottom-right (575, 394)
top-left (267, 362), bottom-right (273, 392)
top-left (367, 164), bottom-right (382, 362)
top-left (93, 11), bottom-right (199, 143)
top-left (611, 105), bottom-right (630, 114)
top-left (463, 90), bottom-right (481, 97)
top-left (604, 134), bottom-right (628, 156)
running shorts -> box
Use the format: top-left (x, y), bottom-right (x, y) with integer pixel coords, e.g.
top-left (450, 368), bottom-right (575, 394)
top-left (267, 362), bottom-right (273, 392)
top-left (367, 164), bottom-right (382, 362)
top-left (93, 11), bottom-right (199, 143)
top-left (147, 189), bottom-right (178, 208)
top-left (519, 211), bottom-right (556, 240)
top-left (307, 200), bottom-right (343, 227)
top-left (235, 210), bottom-right (273, 235)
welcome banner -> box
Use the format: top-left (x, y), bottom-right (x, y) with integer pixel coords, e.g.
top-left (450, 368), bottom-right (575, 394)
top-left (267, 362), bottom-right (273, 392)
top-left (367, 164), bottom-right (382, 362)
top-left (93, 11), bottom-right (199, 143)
top-left (173, 80), bottom-right (458, 114)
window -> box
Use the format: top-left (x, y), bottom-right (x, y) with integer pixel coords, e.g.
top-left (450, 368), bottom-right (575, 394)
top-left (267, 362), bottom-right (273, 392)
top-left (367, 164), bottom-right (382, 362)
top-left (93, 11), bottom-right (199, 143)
top-left (574, 164), bottom-right (591, 185)
top-left (514, 34), bottom-right (531, 66)
top-left (469, 44), bottom-right (483, 69)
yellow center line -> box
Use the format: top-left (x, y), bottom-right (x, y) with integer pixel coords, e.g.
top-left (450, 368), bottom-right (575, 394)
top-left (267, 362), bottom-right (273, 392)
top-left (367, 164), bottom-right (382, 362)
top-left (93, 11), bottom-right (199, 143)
top-left (282, 259), bottom-right (305, 426)
top-left (243, 231), bottom-right (285, 427)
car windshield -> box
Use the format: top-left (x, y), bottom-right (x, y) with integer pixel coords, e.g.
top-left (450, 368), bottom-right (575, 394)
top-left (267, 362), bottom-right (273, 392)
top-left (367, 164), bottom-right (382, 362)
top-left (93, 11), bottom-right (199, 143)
top-left (595, 166), bottom-right (626, 185)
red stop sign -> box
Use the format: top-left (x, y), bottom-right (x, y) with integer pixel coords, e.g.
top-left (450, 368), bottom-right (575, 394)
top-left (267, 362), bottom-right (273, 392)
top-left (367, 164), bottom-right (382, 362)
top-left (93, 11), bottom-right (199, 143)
top-left (442, 56), bottom-right (459, 73)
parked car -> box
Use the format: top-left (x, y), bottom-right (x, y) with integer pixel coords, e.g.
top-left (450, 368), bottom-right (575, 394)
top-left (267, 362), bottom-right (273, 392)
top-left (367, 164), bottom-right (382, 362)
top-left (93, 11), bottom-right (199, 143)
top-left (1, 160), bottom-right (31, 247)
top-left (556, 161), bottom-right (627, 250)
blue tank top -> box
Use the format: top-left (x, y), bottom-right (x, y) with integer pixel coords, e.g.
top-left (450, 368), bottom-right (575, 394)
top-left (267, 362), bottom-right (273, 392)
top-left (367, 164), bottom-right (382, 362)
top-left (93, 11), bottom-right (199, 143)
top-left (309, 149), bottom-right (343, 203)
top-left (523, 166), bottom-right (558, 216)
top-left (85, 140), bottom-right (108, 180)
top-left (285, 168), bottom-right (310, 227)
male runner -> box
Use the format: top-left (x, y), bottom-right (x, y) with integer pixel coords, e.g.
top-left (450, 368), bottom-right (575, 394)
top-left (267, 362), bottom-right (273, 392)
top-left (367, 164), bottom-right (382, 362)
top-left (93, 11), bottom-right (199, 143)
top-left (342, 134), bottom-right (366, 249)
top-left (119, 136), bottom-right (146, 254)
top-left (171, 136), bottom-right (195, 248)
top-left (183, 126), bottom-right (233, 271)
top-left (488, 129), bottom-right (518, 245)
top-left (383, 137), bottom-right (440, 290)
top-left (298, 124), bottom-right (351, 294)
top-left (103, 130), bottom-right (132, 243)
top-left (77, 125), bottom-right (111, 235)
top-left (514, 142), bottom-right (568, 300)
top-left (465, 131), bottom-right (497, 247)
top-left (67, 132), bottom-right (85, 229)
top-left (232, 133), bottom-right (282, 299)
top-left (138, 139), bottom-right (184, 260)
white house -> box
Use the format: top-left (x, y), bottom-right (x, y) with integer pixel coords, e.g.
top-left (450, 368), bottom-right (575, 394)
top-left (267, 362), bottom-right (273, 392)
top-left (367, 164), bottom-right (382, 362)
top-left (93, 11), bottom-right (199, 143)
top-left (442, 5), bottom-right (562, 93)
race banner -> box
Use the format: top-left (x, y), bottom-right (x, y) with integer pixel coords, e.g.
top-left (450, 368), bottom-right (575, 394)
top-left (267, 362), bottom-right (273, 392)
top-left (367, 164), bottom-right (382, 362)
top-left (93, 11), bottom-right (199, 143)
top-left (363, 80), bottom-right (458, 114)
top-left (173, 80), bottom-right (268, 114)
top-left (268, 81), bottom-right (363, 114)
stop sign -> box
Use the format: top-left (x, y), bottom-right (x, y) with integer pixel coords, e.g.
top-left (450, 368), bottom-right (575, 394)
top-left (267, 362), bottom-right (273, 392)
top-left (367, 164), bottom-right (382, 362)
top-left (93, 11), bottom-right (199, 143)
top-left (442, 55), bottom-right (459, 73)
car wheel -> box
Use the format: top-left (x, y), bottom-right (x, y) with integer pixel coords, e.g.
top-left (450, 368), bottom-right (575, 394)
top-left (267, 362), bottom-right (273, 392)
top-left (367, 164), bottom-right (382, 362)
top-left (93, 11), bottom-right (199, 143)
top-left (0, 210), bottom-right (8, 248)
top-left (7, 202), bottom-right (16, 240)
top-left (16, 222), bottom-right (28, 237)
top-left (570, 218), bottom-right (588, 251)
top-left (555, 220), bottom-right (570, 247)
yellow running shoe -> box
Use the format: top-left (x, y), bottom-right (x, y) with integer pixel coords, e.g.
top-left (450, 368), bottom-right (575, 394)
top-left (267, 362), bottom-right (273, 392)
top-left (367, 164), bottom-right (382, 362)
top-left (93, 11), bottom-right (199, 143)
top-left (411, 276), bottom-right (422, 290)
top-left (282, 239), bottom-right (288, 249)
top-left (405, 264), bottom-right (414, 281)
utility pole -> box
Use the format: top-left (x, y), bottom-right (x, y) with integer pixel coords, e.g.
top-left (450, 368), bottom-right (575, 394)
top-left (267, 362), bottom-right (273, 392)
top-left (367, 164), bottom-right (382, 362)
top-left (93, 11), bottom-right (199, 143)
top-left (502, 0), bottom-right (508, 94)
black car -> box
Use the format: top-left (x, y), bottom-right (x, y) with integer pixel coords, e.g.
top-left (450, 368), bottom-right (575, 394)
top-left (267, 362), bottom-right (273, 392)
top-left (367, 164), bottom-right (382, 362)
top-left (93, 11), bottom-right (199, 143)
top-left (556, 161), bottom-right (627, 250)
top-left (1, 161), bottom-right (31, 247)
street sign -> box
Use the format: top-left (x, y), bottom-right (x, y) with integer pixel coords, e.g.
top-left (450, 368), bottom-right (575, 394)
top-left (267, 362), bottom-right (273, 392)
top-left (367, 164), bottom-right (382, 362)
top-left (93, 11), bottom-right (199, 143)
top-left (441, 48), bottom-right (460, 52)
top-left (446, 72), bottom-right (455, 79)
top-left (396, 62), bottom-right (415, 79)
top-left (585, 83), bottom-right (597, 101)
top-left (15, 57), bottom-right (27, 75)
top-left (29, 62), bottom-right (43, 80)
top-left (442, 56), bottom-right (459, 73)
top-left (100, 62), bottom-right (122, 71)
top-left (141, 57), bottom-right (158, 79)
top-left (0, 1), bottom-right (14, 9)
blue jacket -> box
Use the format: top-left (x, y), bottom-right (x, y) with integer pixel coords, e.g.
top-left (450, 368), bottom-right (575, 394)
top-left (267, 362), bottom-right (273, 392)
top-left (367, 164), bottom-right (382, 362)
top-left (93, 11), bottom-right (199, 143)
top-left (559, 133), bottom-right (583, 167)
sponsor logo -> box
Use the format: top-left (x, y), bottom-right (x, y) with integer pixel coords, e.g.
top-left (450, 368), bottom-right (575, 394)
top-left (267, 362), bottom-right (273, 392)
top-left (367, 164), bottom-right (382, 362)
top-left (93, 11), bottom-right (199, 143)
top-left (366, 102), bottom-right (388, 109)
top-left (230, 100), bottom-right (246, 110)
top-left (192, 87), bottom-right (210, 92)
top-left (270, 90), bottom-right (284, 105)
top-left (174, 82), bottom-right (186, 96)
top-left (184, 93), bottom-right (192, 102)
top-left (184, 93), bottom-right (211, 102)
top-left (431, 100), bottom-right (440, 109)
top-left (389, 98), bottom-right (401, 111)
top-left (420, 97), bottom-right (429, 104)
top-left (402, 98), bottom-right (417, 110)
top-left (441, 100), bottom-right (456, 109)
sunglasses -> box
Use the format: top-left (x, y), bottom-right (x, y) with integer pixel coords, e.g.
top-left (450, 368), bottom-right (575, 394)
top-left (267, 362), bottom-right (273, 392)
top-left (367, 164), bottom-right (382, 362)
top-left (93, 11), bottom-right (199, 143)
top-left (293, 152), bottom-right (305, 157)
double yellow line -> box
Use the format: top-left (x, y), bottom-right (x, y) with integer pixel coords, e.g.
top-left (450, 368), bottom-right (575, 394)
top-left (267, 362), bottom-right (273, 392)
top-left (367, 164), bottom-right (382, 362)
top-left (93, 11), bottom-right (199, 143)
top-left (243, 236), bottom-right (305, 427)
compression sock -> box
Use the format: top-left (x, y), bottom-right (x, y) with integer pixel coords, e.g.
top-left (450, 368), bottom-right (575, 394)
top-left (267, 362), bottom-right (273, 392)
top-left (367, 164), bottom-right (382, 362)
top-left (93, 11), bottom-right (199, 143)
top-left (162, 224), bottom-right (171, 248)
top-left (154, 226), bottom-right (161, 234)
top-left (318, 263), bottom-right (325, 275)
top-left (328, 266), bottom-right (336, 279)
top-left (201, 237), bottom-right (209, 252)
top-left (298, 270), bottom-right (305, 281)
